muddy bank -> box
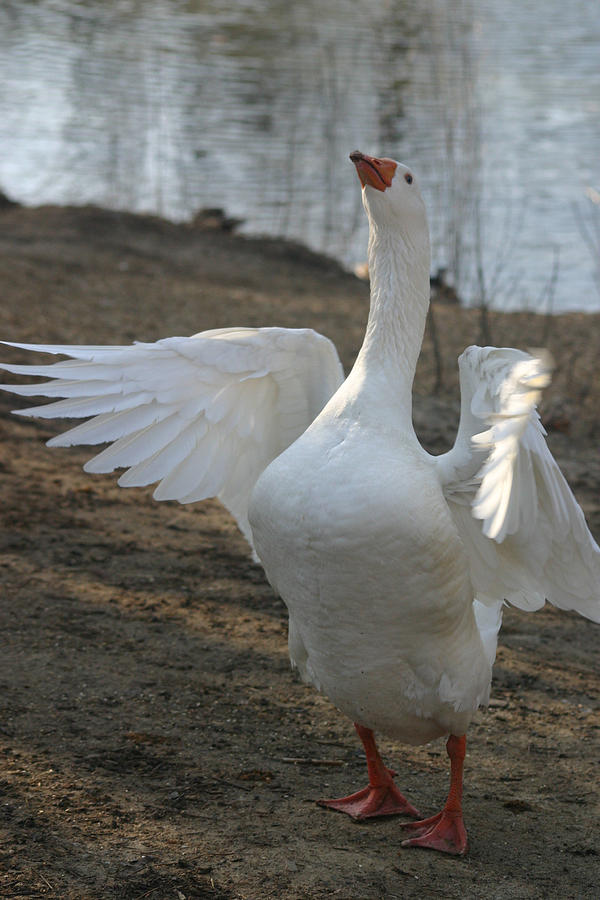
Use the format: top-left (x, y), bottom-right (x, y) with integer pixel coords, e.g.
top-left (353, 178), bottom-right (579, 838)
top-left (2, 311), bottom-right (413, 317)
top-left (0, 204), bottom-right (598, 899)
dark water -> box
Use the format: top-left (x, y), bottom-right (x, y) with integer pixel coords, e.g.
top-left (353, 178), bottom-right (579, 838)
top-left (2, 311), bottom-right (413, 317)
top-left (1, 0), bottom-right (599, 311)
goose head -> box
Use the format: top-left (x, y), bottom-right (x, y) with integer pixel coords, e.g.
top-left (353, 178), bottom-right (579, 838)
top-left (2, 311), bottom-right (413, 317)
top-left (349, 150), bottom-right (428, 246)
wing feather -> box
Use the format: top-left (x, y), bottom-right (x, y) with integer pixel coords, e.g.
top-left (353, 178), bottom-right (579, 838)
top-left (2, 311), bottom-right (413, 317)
top-left (47, 403), bottom-right (173, 447)
top-left (0, 327), bottom-right (344, 552)
top-left (437, 345), bottom-right (600, 622)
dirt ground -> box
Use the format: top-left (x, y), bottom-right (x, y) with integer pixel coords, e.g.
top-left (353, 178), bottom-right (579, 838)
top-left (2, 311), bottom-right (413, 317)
top-left (0, 204), bottom-right (599, 899)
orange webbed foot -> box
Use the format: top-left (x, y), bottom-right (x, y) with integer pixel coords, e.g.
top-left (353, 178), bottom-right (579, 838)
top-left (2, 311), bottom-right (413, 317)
top-left (401, 809), bottom-right (468, 856)
top-left (318, 767), bottom-right (420, 820)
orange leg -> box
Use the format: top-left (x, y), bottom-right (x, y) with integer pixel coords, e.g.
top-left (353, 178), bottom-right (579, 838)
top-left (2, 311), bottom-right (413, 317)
top-left (401, 734), bottom-right (468, 856)
top-left (317, 723), bottom-right (420, 820)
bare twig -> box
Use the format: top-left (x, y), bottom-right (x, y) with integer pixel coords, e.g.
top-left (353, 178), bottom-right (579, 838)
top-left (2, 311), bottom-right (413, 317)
top-left (426, 302), bottom-right (444, 393)
top-left (280, 756), bottom-right (345, 766)
top-left (38, 871), bottom-right (55, 891)
top-left (572, 193), bottom-right (600, 301)
top-left (209, 775), bottom-right (253, 792)
top-left (134, 889), bottom-right (159, 900)
top-left (541, 245), bottom-right (561, 345)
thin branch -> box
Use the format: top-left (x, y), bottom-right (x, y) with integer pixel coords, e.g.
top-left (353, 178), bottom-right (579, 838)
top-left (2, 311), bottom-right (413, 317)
top-left (541, 245), bottom-right (561, 345)
top-left (572, 198), bottom-right (600, 300)
top-left (426, 302), bottom-right (444, 394)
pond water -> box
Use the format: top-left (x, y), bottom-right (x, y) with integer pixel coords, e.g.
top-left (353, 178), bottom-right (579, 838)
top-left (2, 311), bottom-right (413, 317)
top-left (1, 0), bottom-right (599, 312)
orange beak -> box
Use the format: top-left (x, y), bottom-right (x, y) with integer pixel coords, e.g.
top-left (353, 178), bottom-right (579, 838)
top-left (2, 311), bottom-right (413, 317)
top-left (350, 150), bottom-right (397, 192)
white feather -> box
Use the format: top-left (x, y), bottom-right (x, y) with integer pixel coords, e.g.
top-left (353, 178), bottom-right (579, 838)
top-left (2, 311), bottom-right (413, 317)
top-left (0, 329), bottom-right (344, 552)
top-left (439, 345), bottom-right (600, 623)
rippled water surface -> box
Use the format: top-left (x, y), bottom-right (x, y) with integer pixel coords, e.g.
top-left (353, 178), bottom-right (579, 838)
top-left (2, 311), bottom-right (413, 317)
top-left (1, 0), bottom-right (599, 311)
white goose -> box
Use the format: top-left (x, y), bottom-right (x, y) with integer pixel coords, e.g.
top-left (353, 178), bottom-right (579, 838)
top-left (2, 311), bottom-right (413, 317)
top-left (2, 151), bottom-right (600, 856)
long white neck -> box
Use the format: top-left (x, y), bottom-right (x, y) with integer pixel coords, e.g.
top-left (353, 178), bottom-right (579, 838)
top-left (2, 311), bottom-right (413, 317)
top-left (352, 219), bottom-right (431, 419)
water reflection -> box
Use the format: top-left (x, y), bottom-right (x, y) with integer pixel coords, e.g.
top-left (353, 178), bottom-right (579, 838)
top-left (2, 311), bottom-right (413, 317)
top-left (0, 0), bottom-right (599, 311)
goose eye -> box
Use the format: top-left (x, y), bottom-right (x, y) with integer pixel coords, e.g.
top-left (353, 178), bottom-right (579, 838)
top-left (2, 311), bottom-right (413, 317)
top-left (404, 173), bottom-right (413, 185)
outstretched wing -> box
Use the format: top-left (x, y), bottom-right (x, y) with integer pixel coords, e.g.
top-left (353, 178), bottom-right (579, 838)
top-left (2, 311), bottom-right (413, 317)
top-left (0, 327), bottom-right (344, 551)
top-left (436, 345), bottom-right (600, 623)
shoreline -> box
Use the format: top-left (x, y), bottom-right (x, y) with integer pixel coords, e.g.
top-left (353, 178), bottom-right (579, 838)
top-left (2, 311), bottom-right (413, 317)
top-left (1, 201), bottom-right (598, 444)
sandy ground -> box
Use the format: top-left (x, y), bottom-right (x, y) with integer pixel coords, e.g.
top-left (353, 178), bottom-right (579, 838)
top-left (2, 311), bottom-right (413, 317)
top-left (0, 204), bottom-right (599, 899)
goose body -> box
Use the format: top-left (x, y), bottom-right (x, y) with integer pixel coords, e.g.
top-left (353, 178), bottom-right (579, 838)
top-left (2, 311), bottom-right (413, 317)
top-left (250, 360), bottom-right (491, 745)
top-left (2, 150), bottom-right (599, 856)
